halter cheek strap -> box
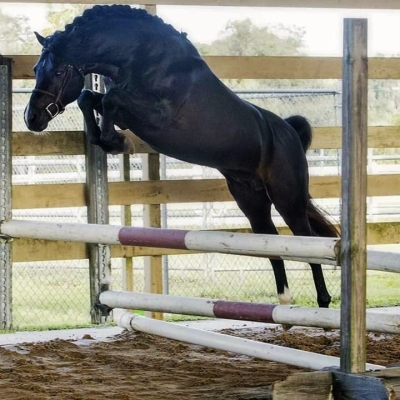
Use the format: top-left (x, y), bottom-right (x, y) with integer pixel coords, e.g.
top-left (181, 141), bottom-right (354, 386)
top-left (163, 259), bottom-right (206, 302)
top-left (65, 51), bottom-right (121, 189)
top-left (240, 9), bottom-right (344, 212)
top-left (33, 65), bottom-right (84, 119)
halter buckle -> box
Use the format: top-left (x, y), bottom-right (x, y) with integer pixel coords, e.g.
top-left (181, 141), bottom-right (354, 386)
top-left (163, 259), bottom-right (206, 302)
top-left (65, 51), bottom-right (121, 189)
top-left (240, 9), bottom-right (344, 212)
top-left (45, 103), bottom-right (64, 119)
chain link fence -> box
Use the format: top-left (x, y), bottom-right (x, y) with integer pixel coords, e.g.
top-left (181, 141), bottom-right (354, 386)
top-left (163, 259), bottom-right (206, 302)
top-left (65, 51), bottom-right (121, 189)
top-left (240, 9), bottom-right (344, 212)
top-left (10, 85), bottom-right (399, 330)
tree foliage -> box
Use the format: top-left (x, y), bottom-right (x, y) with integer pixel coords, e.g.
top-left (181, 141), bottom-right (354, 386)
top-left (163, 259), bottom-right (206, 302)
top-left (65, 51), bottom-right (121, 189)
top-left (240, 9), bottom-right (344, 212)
top-left (196, 19), bottom-right (306, 56)
top-left (0, 10), bottom-right (39, 55)
top-left (195, 19), bottom-right (323, 91)
top-left (41, 5), bottom-right (91, 37)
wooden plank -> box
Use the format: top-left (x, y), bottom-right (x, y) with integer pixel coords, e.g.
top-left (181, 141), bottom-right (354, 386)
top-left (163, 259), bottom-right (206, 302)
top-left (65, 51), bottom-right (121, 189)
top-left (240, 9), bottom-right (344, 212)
top-left (12, 131), bottom-right (85, 156)
top-left (2, 0), bottom-right (400, 9)
top-left (12, 131), bottom-right (155, 156)
top-left (272, 371), bottom-right (333, 400)
top-left (367, 368), bottom-right (400, 399)
top-left (340, 18), bottom-right (368, 374)
top-left (10, 222), bottom-right (400, 262)
top-left (11, 174), bottom-right (400, 209)
top-left (310, 126), bottom-right (400, 149)
top-left (11, 126), bottom-right (400, 156)
top-left (10, 55), bottom-right (400, 80)
top-left (108, 179), bottom-right (231, 205)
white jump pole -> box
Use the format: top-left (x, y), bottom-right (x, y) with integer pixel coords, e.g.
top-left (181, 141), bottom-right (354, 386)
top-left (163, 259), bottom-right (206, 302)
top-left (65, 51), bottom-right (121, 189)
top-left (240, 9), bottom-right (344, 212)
top-left (100, 290), bottom-right (400, 334)
top-left (2, 219), bottom-right (399, 273)
top-left (367, 250), bottom-right (400, 274)
top-left (117, 312), bottom-right (383, 371)
top-left (0, 219), bottom-right (339, 265)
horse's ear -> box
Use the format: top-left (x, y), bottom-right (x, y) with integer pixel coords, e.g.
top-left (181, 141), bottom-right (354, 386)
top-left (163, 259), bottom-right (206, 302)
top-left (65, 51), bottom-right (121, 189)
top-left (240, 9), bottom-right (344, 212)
top-left (34, 32), bottom-right (46, 47)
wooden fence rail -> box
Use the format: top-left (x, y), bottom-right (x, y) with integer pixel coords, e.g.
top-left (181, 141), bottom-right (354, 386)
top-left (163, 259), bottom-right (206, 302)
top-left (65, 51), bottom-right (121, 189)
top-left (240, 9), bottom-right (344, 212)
top-left (7, 55), bottom-right (400, 263)
top-left (10, 55), bottom-right (400, 80)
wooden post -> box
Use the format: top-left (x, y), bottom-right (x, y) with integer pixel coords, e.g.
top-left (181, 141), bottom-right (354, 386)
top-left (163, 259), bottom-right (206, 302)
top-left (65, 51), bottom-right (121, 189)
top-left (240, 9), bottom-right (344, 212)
top-left (120, 154), bottom-right (134, 293)
top-left (142, 4), bottom-right (163, 320)
top-left (340, 19), bottom-right (368, 373)
top-left (85, 74), bottom-right (111, 324)
top-left (0, 57), bottom-right (13, 330)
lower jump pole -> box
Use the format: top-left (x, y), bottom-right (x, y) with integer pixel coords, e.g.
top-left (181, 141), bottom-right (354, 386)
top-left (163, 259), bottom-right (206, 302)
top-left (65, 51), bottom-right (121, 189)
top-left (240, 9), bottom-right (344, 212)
top-left (99, 291), bottom-right (400, 334)
top-left (117, 312), bottom-right (384, 371)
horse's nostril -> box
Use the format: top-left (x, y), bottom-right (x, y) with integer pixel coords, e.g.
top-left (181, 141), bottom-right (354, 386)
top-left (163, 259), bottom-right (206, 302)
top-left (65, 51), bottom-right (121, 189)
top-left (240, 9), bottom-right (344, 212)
top-left (29, 114), bottom-right (37, 124)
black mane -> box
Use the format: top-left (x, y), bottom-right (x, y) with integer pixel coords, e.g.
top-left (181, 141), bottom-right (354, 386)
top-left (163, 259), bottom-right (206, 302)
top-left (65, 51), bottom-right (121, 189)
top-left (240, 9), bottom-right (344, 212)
top-left (44, 5), bottom-right (183, 53)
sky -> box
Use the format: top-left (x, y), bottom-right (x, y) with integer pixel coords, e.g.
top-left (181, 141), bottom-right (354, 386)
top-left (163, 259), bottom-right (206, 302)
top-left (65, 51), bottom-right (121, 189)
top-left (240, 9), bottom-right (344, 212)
top-left (1, 3), bottom-right (400, 56)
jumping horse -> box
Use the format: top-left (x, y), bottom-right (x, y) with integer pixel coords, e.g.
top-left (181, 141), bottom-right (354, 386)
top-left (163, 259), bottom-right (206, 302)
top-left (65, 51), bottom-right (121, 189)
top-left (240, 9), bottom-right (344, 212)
top-left (24, 5), bottom-right (339, 308)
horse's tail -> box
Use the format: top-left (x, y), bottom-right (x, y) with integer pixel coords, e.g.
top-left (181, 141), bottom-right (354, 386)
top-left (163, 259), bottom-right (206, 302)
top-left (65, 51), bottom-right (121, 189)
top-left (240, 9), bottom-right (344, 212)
top-left (284, 115), bottom-right (340, 238)
top-left (307, 198), bottom-right (340, 237)
top-left (284, 115), bottom-right (312, 152)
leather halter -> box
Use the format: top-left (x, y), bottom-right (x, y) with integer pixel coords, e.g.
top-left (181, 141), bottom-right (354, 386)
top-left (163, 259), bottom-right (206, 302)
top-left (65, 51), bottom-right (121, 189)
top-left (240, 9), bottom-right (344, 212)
top-left (33, 64), bottom-right (84, 119)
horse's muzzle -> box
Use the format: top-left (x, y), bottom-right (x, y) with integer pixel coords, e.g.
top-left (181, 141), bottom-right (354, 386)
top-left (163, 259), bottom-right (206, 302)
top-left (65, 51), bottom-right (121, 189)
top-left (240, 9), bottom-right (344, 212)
top-left (24, 105), bottom-right (49, 132)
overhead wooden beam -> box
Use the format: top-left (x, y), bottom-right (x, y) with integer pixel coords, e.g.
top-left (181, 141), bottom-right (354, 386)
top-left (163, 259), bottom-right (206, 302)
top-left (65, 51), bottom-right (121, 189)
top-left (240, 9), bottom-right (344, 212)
top-left (2, 0), bottom-right (400, 9)
top-left (10, 55), bottom-right (400, 80)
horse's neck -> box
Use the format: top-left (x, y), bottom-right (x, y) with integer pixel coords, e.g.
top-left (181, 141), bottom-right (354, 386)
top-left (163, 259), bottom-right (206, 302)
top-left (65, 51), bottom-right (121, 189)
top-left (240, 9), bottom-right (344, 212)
top-left (73, 30), bottom-right (197, 88)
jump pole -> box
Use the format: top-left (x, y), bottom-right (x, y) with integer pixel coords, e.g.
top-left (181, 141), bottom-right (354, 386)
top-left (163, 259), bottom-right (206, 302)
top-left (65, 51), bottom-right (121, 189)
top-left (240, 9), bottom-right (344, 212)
top-left (117, 312), bottom-right (383, 371)
top-left (2, 219), bottom-right (399, 273)
top-left (0, 219), bottom-right (339, 265)
top-left (99, 290), bottom-right (400, 334)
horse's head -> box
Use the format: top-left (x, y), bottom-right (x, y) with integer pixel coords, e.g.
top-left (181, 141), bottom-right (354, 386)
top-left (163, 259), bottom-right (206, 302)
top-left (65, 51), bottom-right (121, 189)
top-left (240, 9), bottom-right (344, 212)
top-left (24, 32), bottom-right (85, 132)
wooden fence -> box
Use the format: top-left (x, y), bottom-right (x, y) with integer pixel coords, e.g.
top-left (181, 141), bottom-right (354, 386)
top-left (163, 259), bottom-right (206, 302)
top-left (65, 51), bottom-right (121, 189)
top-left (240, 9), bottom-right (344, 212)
top-left (2, 1), bottom-right (400, 326)
top-left (8, 54), bottom-right (400, 264)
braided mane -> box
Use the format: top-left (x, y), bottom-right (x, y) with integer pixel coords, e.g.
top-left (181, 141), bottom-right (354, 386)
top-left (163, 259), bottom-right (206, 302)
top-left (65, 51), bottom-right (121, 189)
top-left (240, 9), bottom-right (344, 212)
top-left (44, 5), bottom-right (181, 52)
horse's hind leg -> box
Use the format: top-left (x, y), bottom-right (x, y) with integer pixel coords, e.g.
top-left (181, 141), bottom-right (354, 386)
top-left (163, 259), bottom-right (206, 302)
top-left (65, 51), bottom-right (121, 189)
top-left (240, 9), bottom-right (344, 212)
top-left (264, 163), bottom-right (332, 308)
top-left (224, 177), bottom-right (292, 306)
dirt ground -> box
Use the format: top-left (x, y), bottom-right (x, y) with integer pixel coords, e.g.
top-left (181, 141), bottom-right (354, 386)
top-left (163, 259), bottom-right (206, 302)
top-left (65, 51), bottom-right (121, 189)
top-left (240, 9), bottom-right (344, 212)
top-left (0, 326), bottom-right (399, 400)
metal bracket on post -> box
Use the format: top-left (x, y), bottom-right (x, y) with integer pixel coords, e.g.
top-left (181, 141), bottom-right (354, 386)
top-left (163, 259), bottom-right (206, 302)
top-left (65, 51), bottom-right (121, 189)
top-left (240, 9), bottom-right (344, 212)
top-left (0, 57), bottom-right (13, 330)
top-left (84, 74), bottom-right (112, 324)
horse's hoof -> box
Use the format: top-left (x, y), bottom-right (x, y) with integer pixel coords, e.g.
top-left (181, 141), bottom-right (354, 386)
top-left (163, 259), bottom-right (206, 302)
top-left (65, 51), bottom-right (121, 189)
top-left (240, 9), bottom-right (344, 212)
top-left (281, 324), bottom-right (293, 331)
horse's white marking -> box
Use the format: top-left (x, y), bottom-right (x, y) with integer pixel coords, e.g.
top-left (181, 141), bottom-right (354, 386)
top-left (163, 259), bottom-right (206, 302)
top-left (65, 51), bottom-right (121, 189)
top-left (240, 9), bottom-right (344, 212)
top-left (278, 286), bottom-right (292, 305)
top-left (23, 105), bottom-right (30, 126)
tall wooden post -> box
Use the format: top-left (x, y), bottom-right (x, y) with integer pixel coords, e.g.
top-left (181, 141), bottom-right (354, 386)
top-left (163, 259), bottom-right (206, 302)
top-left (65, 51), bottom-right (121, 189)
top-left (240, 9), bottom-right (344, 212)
top-left (142, 4), bottom-right (163, 320)
top-left (0, 57), bottom-right (13, 330)
top-left (340, 19), bottom-right (368, 374)
top-left (85, 74), bottom-right (111, 324)
top-left (120, 154), bottom-right (134, 294)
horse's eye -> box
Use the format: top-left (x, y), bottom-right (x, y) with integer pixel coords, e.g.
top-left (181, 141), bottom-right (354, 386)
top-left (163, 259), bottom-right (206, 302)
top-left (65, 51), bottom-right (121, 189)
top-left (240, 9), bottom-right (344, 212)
top-left (55, 71), bottom-right (63, 78)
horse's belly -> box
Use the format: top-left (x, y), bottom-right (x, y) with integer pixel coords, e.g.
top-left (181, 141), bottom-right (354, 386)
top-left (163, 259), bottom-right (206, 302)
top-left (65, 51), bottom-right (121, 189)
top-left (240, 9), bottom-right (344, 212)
top-left (133, 125), bottom-right (261, 171)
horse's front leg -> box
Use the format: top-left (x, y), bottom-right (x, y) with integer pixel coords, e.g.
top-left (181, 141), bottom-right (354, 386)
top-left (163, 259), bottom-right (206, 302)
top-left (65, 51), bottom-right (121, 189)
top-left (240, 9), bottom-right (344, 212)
top-left (78, 89), bottom-right (131, 154)
top-left (77, 90), bottom-right (103, 145)
top-left (98, 90), bottom-right (136, 154)
top-left (100, 88), bottom-right (174, 154)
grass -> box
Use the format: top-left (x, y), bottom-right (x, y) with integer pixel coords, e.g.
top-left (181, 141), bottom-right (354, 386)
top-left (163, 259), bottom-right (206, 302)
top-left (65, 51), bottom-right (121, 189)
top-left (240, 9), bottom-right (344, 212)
top-left (4, 264), bottom-right (400, 332)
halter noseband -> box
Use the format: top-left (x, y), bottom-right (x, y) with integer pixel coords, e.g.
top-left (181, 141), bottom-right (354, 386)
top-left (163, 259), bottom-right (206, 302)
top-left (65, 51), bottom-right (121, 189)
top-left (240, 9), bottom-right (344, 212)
top-left (33, 64), bottom-right (84, 119)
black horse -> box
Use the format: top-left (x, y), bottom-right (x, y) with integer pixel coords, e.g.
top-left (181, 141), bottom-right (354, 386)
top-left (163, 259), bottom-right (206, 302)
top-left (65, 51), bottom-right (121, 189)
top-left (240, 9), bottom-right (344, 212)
top-left (24, 5), bottom-right (339, 308)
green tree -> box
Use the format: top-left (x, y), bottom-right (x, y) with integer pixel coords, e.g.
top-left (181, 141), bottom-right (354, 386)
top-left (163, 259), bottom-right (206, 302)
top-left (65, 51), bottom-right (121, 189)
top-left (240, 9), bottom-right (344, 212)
top-left (197, 19), bottom-right (306, 57)
top-left (194, 19), bottom-right (336, 92)
top-left (41, 4), bottom-right (91, 37)
top-left (0, 10), bottom-right (39, 55)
